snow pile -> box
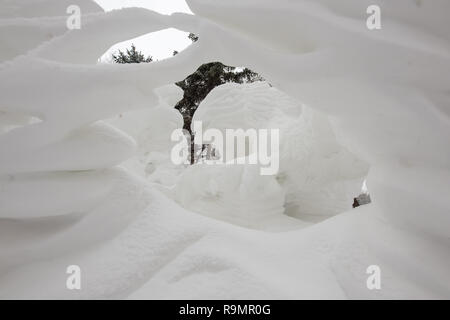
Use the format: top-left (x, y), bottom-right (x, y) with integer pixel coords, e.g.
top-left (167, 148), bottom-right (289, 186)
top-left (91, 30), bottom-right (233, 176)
top-left (192, 82), bottom-right (368, 222)
top-left (0, 0), bottom-right (449, 299)
top-left (173, 163), bottom-right (298, 231)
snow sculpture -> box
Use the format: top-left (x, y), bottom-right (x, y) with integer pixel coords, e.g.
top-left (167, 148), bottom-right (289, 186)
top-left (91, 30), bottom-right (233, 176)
top-left (0, 0), bottom-right (449, 299)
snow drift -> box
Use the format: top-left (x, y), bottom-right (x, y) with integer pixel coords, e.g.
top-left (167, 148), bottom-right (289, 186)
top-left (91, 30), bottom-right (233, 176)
top-left (0, 0), bottom-right (449, 299)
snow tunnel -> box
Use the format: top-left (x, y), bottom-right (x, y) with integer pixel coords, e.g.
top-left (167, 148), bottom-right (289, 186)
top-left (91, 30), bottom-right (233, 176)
top-left (98, 35), bottom-right (371, 229)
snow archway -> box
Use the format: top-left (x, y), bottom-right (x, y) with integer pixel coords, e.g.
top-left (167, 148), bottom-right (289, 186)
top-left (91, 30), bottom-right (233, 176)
top-left (99, 28), bottom-right (193, 63)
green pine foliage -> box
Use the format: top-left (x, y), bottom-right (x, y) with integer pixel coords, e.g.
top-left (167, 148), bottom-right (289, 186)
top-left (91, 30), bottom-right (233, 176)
top-left (111, 34), bottom-right (263, 164)
top-left (175, 61), bottom-right (263, 132)
top-left (112, 44), bottom-right (153, 64)
top-left (188, 33), bottom-right (199, 42)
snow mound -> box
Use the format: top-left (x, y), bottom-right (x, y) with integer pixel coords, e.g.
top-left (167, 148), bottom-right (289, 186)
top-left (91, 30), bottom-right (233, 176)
top-left (194, 82), bottom-right (368, 221)
top-left (173, 163), bottom-right (302, 231)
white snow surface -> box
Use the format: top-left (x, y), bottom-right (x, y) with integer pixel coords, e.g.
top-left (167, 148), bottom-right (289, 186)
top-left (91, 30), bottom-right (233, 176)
top-left (0, 0), bottom-right (449, 299)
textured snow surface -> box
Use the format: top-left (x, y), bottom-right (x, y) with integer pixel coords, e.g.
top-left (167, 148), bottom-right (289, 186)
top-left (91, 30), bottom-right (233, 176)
top-left (192, 82), bottom-right (368, 222)
top-left (0, 0), bottom-right (449, 299)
